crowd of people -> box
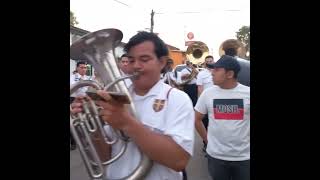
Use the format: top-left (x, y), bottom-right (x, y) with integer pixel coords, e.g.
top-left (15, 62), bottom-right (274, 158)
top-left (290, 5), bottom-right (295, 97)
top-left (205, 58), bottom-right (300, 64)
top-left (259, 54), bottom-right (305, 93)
top-left (70, 31), bottom-right (250, 180)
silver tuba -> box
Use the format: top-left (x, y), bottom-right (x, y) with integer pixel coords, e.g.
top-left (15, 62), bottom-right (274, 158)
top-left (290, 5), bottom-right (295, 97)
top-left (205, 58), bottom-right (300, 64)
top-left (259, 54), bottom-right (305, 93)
top-left (70, 29), bottom-right (153, 180)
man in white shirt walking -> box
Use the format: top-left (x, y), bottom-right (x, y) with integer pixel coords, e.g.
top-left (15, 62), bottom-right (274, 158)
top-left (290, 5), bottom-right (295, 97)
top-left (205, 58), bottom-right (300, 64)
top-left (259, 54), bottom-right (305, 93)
top-left (196, 55), bottom-right (215, 151)
top-left (71, 31), bottom-right (195, 180)
top-left (195, 55), bottom-right (250, 180)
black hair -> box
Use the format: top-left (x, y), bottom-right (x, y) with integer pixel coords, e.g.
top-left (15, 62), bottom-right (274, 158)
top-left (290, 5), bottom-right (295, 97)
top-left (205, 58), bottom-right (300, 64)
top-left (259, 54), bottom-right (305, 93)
top-left (222, 39), bottom-right (240, 57)
top-left (167, 58), bottom-right (174, 64)
top-left (205, 55), bottom-right (214, 60)
top-left (224, 48), bottom-right (237, 57)
top-left (124, 31), bottom-right (169, 59)
top-left (224, 55), bottom-right (240, 79)
top-left (161, 58), bottom-right (174, 73)
top-left (120, 54), bottom-right (128, 59)
top-left (76, 61), bottom-right (86, 67)
top-left (118, 54), bottom-right (129, 62)
top-left (225, 68), bottom-right (239, 79)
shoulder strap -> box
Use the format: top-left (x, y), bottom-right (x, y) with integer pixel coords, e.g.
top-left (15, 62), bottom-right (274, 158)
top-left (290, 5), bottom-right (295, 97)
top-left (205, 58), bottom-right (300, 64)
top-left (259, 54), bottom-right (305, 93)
top-left (166, 87), bottom-right (174, 100)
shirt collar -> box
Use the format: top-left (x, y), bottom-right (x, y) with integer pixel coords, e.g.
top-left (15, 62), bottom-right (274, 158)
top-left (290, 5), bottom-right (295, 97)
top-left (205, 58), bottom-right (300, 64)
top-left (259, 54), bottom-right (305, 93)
top-left (129, 80), bottom-right (164, 99)
top-left (75, 73), bottom-right (87, 79)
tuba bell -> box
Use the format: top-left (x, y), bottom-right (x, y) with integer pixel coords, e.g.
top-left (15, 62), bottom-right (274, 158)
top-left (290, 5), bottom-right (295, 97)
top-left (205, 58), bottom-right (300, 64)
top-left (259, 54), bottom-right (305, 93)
top-left (70, 29), bottom-right (153, 180)
top-left (185, 41), bottom-right (209, 66)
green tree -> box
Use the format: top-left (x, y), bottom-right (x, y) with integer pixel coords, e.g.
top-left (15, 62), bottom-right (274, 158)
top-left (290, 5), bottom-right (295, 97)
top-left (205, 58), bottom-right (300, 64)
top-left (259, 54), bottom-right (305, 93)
top-left (236, 26), bottom-right (250, 59)
top-left (70, 11), bottom-right (79, 26)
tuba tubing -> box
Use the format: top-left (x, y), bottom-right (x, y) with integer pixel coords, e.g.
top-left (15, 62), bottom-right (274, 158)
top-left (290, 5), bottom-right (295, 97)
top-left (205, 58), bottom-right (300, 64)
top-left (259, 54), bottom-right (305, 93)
top-left (179, 65), bottom-right (198, 86)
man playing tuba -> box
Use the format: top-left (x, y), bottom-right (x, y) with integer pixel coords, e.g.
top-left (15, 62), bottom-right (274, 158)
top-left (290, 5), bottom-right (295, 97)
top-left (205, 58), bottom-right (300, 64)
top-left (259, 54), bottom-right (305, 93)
top-left (180, 60), bottom-right (198, 106)
top-left (71, 31), bottom-right (195, 180)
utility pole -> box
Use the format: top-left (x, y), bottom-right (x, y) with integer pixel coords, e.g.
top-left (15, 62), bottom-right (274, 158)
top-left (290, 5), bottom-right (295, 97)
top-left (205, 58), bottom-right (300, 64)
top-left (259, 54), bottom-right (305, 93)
top-left (150, 9), bottom-right (154, 33)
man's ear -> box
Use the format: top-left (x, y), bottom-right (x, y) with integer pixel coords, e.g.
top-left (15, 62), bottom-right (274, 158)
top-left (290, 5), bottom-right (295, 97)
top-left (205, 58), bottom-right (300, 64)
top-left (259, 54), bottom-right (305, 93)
top-left (226, 70), bottom-right (235, 79)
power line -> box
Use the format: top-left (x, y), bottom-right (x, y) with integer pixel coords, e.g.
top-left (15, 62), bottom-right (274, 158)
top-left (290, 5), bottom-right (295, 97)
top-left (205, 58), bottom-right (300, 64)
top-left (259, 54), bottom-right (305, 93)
top-left (112, 0), bottom-right (129, 7)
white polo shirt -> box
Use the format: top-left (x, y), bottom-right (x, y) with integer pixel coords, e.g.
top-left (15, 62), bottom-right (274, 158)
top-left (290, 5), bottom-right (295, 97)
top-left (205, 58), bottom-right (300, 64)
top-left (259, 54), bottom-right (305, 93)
top-left (196, 68), bottom-right (214, 90)
top-left (104, 80), bottom-right (195, 180)
top-left (70, 73), bottom-right (91, 97)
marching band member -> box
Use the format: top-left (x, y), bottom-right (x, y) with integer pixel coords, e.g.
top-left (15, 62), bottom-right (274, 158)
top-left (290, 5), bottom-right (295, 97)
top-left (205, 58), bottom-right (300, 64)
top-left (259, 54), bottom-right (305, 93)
top-left (180, 61), bottom-right (198, 106)
top-left (71, 31), bottom-right (195, 180)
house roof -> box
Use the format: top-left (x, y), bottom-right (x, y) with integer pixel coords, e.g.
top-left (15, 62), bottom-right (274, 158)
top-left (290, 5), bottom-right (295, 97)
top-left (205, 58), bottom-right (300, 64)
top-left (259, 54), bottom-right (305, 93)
top-left (166, 44), bottom-right (180, 50)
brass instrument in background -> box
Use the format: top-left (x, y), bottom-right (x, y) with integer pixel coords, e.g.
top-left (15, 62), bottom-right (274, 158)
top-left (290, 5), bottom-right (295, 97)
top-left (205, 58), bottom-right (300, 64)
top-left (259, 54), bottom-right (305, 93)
top-left (168, 76), bottom-right (184, 90)
top-left (218, 39), bottom-right (246, 58)
top-left (172, 40), bottom-right (208, 87)
top-left (179, 64), bottom-right (198, 86)
top-left (218, 39), bottom-right (250, 87)
top-left (70, 29), bottom-right (152, 180)
top-left (185, 41), bottom-right (209, 66)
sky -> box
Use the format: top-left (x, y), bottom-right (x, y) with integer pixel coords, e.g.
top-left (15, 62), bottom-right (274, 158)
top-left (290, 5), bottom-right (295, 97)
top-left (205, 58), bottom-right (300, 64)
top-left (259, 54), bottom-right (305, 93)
top-left (70, 0), bottom-right (250, 60)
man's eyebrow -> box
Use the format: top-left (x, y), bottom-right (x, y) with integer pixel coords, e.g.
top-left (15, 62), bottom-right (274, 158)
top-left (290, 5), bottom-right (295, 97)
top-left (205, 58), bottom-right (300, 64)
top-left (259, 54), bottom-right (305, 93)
top-left (139, 55), bottom-right (151, 58)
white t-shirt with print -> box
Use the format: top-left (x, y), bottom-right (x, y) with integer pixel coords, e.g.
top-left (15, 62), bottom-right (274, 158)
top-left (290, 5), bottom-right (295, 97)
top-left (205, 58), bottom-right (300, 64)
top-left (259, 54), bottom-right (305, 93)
top-left (196, 69), bottom-right (214, 90)
top-left (104, 80), bottom-right (195, 180)
top-left (195, 83), bottom-right (250, 161)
